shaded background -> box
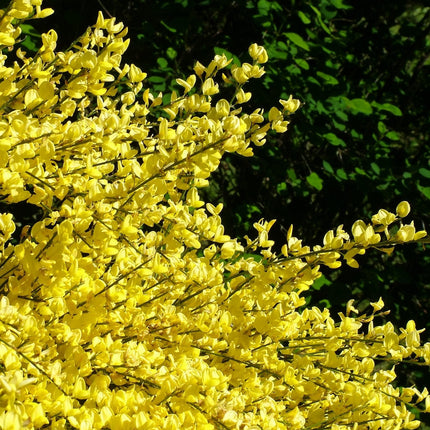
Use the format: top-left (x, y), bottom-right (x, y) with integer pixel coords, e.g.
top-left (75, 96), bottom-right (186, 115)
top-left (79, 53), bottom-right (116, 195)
top-left (12, 0), bottom-right (430, 423)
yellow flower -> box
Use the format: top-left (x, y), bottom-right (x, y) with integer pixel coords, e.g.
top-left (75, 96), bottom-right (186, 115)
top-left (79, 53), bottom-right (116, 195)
top-left (248, 43), bottom-right (268, 64)
top-left (279, 95), bottom-right (301, 113)
top-left (0, 2), bottom-right (428, 426)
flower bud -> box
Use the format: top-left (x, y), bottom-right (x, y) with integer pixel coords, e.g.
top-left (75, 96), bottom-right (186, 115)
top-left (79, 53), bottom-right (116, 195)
top-left (396, 201), bottom-right (410, 218)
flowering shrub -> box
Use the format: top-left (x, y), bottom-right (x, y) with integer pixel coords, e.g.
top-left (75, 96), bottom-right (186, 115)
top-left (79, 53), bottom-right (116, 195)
top-left (0, 1), bottom-right (429, 428)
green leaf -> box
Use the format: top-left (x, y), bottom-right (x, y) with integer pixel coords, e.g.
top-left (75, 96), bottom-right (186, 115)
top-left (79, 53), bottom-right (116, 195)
top-left (419, 168), bottom-right (430, 179)
top-left (386, 131), bottom-right (399, 141)
top-left (323, 132), bottom-right (345, 147)
top-left (297, 10), bottom-right (311, 24)
top-left (376, 183), bottom-right (389, 191)
top-left (417, 183), bottom-right (430, 200)
top-left (370, 162), bottom-right (380, 175)
top-left (276, 182), bottom-right (287, 193)
top-left (325, 59), bottom-right (340, 71)
top-left (309, 5), bottom-right (332, 35)
top-left (246, 204), bottom-right (262, 214)
top-left (316, 101), bottom-right (329, 114)
top-left (294, 58), bottom-right (309, 70)
top-left (312, 275), bottom-right (332, 291)
top-left (307, 76), bottom-right (321, 86)
top-left (336, 168), bottom-right (348, 180)
top-left (284, 32), bottom-right (310, 51)
top-left (278, 40), bottom-right (288, 50)
top-left (166, 47), bottom-right (177, 60)
top-left (373, 102), bottom-right (402, 116)
top-left (157, 57), bottom-right (168, 69)
top-left (351, 129), bottom-right (362, 139)
top-left (257, 0), bottom-right (271, 16)
top-left (242, 253), bottom-right (263, 263)
top-left (19, 23), bottom-right (40, 52)
top-left (267, 43), bottom-right (288, 60)
top-left (20, 23), bottom-right (41, 38)
top-left (286, 168), bottom-right (297, 181)
top-left (323, 160), bottom-right (334, 174)
top-left (377, 121), bottom-right (387, 134)
top-left (345, 98), bottom-right (373, 115)
top-left (332, 119), bottom-right (346, 131)
top-left (334, 110), bottom-right (348, 121)
top-left (306, 172), bottom-right (323, 190)
top-left (316, 71), bottom-right (339, 85)
top-left (287, 64), bottom-right (301, 75)
top-left (162, 93), bottom-right (172, 104)
top-left (20, 37), bottom-right (38, 52)
top-left (148, 76), bottom-right (166, 83)
top-left (329, 0), bottom-right (352, 9)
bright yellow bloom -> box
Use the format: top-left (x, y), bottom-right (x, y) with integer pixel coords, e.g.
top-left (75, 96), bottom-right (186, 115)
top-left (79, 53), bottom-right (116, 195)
top-left (0, 1), bottom-right (428, 428)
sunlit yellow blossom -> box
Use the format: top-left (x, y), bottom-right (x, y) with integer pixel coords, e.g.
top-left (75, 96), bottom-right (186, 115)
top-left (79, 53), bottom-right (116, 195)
top-left (0, 1), bottom-right (428, 428)
top-left (279, 95), bottom-right (301, 113)
top-left (248, 43), bottom-right (268, 64)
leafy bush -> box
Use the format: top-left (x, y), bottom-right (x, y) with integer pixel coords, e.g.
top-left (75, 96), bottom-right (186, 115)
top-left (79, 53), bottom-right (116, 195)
top-left (1, 1), bottom-right (430, 428)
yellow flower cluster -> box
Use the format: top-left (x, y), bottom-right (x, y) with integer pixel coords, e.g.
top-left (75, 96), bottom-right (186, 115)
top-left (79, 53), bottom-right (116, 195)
top-left (0, 1), bottom-right (429, 428)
